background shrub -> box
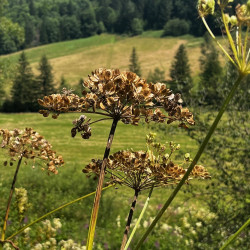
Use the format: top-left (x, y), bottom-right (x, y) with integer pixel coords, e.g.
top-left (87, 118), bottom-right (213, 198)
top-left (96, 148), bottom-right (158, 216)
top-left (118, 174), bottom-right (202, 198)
top-left (162, 18), bottom-right (190, 37)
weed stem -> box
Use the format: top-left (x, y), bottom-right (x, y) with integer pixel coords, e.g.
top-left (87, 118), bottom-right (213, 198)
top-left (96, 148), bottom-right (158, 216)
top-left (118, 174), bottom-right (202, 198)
top-left (1, 157), bottom-right (23, 242)
top-left (121, 189), bottom-right (139, 250)
top-left (86, 118), bottom-right (119, 250)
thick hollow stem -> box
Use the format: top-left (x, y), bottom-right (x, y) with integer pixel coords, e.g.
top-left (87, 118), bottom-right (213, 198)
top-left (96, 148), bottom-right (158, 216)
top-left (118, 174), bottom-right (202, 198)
top-left (121, 189), bottom-right (139, 250)
top-left (1, 157), bottom-right (23, 241)
top-left (134, 73), bottom-right (246, 249)
top-left (86, 118), bottom-right (119, 250)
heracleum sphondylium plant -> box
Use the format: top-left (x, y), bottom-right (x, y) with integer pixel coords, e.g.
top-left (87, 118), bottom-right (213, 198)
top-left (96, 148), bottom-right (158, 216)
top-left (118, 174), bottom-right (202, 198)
top-left (0, 128), bottom-right (64, 249)
top-left (83, 133), bottom-right (210, 249)
top-left (38, 68), bottom-right (195, 249)
top-left (135, 1), bottom-right (250, 248)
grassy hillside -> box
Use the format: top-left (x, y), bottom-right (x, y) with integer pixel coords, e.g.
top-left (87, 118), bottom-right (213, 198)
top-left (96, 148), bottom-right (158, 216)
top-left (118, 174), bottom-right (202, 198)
top-left (0, 31), bottom-right (205, 90)
top-left (0, 112), bottom-right (204, 247)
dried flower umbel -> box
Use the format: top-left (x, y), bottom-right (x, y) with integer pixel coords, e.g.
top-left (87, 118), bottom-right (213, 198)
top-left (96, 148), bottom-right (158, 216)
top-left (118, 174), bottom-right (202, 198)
top-left (38, 68), bottom-right (195, 249)
top-left (0, 128), bottom-right (64, 246)
top-left (83, 133), bottom-right (210, 248)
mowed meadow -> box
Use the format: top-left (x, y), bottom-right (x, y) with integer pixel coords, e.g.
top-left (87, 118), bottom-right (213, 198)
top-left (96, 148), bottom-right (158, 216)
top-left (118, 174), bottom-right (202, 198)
top-left (0, 31), bottom-right (206, 92)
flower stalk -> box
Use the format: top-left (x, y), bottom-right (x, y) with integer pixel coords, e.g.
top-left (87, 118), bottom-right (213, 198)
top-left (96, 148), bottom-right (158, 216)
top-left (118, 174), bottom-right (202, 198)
top-left (1, 157), bottom-right (22, 242)
top-left (121, 189), bottom-right (140, 250)
top-left (134, 72), bottom-right (246, 249)
top-left (86, 118), bottom-right (119, 250)
top-left (124, 184), bottom-right (154, 250)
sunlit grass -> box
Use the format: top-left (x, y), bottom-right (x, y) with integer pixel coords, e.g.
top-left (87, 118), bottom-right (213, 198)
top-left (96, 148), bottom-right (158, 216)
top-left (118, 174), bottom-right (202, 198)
top-left (0, 112), bottom-right (204, 246)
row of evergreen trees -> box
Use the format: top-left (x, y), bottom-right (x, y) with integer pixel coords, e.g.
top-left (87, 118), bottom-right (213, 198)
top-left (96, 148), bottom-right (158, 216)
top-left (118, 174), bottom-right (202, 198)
top-left (2, 33), bottom-right (248, 112)
top-left (1, 0), bottom-right (226, 55)
top-left (2, 53), bottom-right (57, 112)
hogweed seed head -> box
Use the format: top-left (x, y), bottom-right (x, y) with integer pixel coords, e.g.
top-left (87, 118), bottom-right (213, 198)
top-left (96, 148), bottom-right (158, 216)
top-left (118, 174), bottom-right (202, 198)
top-left (0, 128), bottom-right (64, 174)
top-left (82, 134), bottom-right (210, 191)
top-left (38, 69), bottom-right (195, 139)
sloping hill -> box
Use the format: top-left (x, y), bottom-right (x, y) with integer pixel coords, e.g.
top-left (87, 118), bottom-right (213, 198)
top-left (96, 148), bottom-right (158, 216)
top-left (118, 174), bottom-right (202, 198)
top-left (0, 32), bottom-right (204, 88)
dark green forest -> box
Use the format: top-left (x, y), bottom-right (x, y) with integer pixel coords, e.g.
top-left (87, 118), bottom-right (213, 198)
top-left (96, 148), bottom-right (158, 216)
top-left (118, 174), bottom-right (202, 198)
top-left (0, 0), bottom-right (228, 55)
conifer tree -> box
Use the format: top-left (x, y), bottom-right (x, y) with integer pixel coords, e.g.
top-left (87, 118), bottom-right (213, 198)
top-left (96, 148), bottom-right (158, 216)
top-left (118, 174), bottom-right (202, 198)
top-left (129, 47), bottom-right (141, 76)
top-left (199, 33), bottom-right (223, 106)
top-left (11, 52), bottom-right (36, 111)
top-left (147, 67), bottom-right (165, 83)
top-left (37, 54), bottom-right (55, 97)
top-left (170, 44), bottom-right (192, 102)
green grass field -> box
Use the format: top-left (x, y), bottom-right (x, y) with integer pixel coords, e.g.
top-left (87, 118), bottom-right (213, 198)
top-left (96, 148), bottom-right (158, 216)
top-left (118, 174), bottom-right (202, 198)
top-left (0, 112), bottom-right (208, 248)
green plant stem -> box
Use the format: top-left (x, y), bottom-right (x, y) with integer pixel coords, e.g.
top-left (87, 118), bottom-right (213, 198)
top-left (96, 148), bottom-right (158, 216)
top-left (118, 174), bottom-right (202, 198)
top-left (134, 73), bottom-right (246, 249)
top-left (220, 218), bottom-right (250, 250)
top-left (121, 189), bottom-right (139, 250)
top-left (124, 185), bottom-right (154, 250)
top-left (86, 118), bottom-right (119, 250)
top-left (6, 185), bottom-right (113, 241)
top-left (201, 16), bottom-right (237, 68)
top-left (1, 157), bottom-right (23, 242)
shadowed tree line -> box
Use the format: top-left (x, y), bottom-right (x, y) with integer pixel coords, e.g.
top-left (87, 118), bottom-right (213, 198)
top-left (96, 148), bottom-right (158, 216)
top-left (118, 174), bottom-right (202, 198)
top-left (0, 0), bottom-right (237, 55)
top-left (0, 53), bottom-right (83, 112)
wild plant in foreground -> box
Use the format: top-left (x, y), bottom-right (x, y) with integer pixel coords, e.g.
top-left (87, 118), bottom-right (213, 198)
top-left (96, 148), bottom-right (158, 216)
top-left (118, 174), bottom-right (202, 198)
top-left (135, 1), bottom-right (249, 248)
top-left (38, 68), bottom-right (194, 249)
top-left (0, 128), bottom-right (64, 249)
top-left (83, 133), bottom-right (210, 249)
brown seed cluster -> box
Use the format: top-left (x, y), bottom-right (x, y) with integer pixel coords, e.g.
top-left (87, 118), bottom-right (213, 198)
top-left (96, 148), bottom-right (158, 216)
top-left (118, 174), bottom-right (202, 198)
top-left (83, 150), bottom-right (210, 191)
top-left (38, 69), bottom-right (195, 138)
top-left (0, 128), bottom-right (64, 174)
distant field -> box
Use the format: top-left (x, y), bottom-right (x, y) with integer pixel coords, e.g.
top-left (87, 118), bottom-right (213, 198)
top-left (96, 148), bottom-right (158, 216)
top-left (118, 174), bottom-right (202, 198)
top-left (0, 31), bottom-right (206, 89)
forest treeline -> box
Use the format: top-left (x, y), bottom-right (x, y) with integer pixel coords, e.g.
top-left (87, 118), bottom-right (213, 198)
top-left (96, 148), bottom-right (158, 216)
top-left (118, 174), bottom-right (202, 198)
top-left (1, 0), bottom-right (244, 55)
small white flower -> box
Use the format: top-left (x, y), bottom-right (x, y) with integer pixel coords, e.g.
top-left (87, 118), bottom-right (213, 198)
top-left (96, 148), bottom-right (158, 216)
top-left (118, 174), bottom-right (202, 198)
top-left (196, 222), bottom-right (202, 227)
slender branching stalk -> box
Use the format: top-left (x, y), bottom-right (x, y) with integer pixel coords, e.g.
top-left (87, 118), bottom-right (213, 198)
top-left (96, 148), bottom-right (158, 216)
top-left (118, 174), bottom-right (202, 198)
top-left (0, 240), bottom-right (19, 250)
top-left (220, 217), bottom-right (250, 250)
top-left (5, 185), bottom-right (113, 241)
top-left (120, 189), bottom-right (140, 250)
top-left (124, 184), bottom-right (154, 250)
top-left (86, 118), bottom-right (119, 250)
top-left (134, 73), bottom-right (246, 249)
top-left (1, 156), bottom-right (23, 242)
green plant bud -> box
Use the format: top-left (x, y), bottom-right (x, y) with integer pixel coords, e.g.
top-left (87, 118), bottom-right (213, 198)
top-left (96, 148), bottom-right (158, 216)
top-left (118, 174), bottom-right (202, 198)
top-left (224, 13), bottom-right (230, 24)
top-left (198, 0), bottom-right (215, 17)
top-left (230, 15), bottom-right (238, 26)
top-left (176, 144), bottom-right (181, 150)
top-left (184, 153), bottom-right (190, 161)
top-left (165, 153), bottom-right (170, 159)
